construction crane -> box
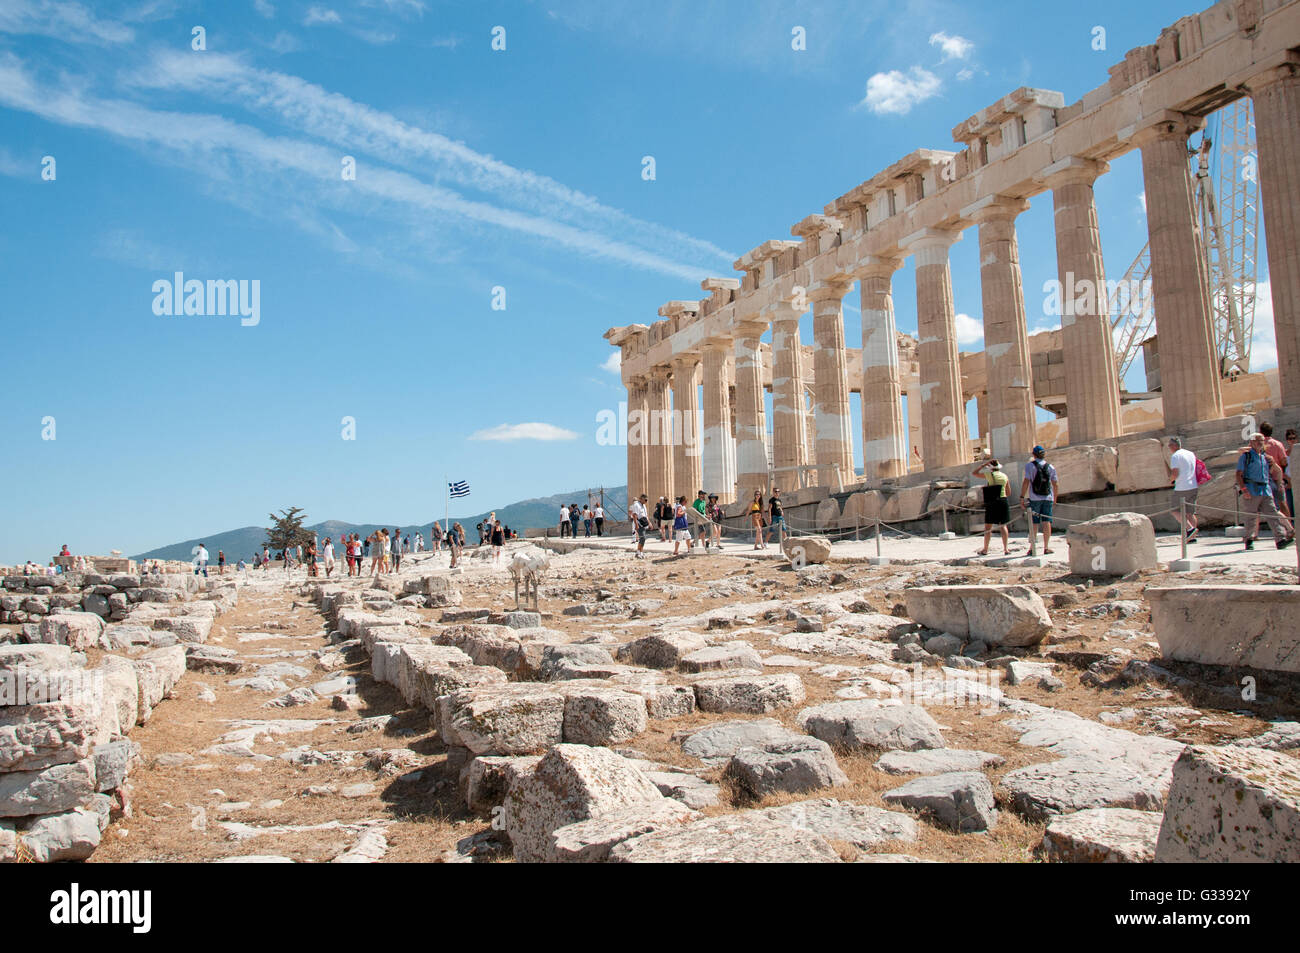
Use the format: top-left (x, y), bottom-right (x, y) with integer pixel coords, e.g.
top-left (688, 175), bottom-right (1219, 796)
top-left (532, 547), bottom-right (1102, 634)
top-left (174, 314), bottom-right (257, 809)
top-left (1110, 97), bottom-right (1260, 387)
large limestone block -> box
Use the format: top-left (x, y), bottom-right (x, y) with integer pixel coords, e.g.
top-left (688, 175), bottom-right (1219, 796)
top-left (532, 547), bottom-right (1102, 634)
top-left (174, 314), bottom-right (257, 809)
top-left (132, 645), bottom-right (186, 725)
top-left (905, 585), bottom-right (1052, 647)
top-left (1043, 807), bottom-right (1163, 863)
top-left (678, 718), bottom-right (804, 765)
top-left (0, 758), bottom-right (96, 816)
top-left (1155, 745), bottom-right (1300, 862)
top-left (814, 498), bottom-right (841, 530)
top-left (1048, 444), bottom-right (1118, 496)
top-left (616, 632), bottom-right (708, 669)
top-left (433, 624), bottom-right (532, 675)
top-left (394, 643), bottom-right (475, 706)
top-left (881, 771), bottom-right (998, 833)
top-left (609, 811), bottom-right (841, 863)
top-left (798, 701), bottom-right (944, 752)
top-left (96, 656), bottom-right (140, 741)
top-left (502, 743), bottom-right (666, 863)
top-left (462, 754), bottom-right (541, 815)
top-left (549, 799), bottom-right (698, 862)
top-left (693, 673), bottom-right (805, 714)
top-left (1066, 512), bottom-right (1158, 577)
top-left (16, 807), bottom-right (104, 862)
top-left (756, 799), bottom-right (918, 850)
top-left (725, 736), bottom-right (849, 798)
top-left (840, 491), bottom-right (882, 525)
top-left (1000, 756), bottom-right (1167, 821)
top-left (781, 535), bottom-right (831, 565)
top-left (0, 699), bottom-right (101, 772)
top-left (436, 683), bottom-right (565, 755)
top-left (881, 484), bottom-right (930, 523)
top-left (559, 685), bottom-right (648, 746)
top-left (38, 613), bottom-right (105, 651)
top-left (1148, 586), bottom-right (1300, 674)
top-left (1115, 438), bottom-right (1172, 494)
top-left (151, 614), bottom-right (214, 644)
top-left (678, 642), bottom-right (763, 674)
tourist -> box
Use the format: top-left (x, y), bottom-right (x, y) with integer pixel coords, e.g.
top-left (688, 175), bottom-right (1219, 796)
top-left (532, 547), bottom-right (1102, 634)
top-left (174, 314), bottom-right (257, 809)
top-left (415, 532), bottom-right (424, 553)
top-left (1236, 433), bottom-right (1294, 551)
top-left (1287, 428), bottom-right (1298, 519)
top-left (449, 522), bottom-right (465, 568)
top-left (768, 488), bottom-right (786, 545)
top-left (195, 543), bottom-right (209, 577)
top-left (583, 505), bottom-right (594, 537)
top-left (629, 493), bottom-right (650, 559)
top-left (1165, 437), bottom-right (1202, 542)
top-left (392, 528), bottom-right (402, 572)
top-left (307, 540), bottom-right (320, 577)
top-left (654, 496), bottom-right (672, 541)
top-left (692, 490), bottom-right (709, 550)
top-left (431, 522), bottom-right (443, 553)
top-left (237, 558), bottom-right (246, 572)
top-left (491, 519), bottom-right (505, 567)
top-left (1020, 445), bottom-right (1059, 557)
top-left (59, 544), bottom-right (71, 557)
top-left (558, 504), bottom-right (570, 538)
top-left (672, 495), bottom-right (692, 556)
top-left (368, 531), bottom-right (382, 575)
top-left (706, 494), bottom-right (724, 549)
top-left (569, 504), bottom-right (581, 539)
top-left (1259, 422), bottom-right (1291, 516)
top-left (594, 502), bottom-right (605, 537)
top-left (973, 459), bottom-right (1012, 555)
top-left (323, 537), bottom-right (335, 577)
top-left (749, 490), bottom-right (767, 550)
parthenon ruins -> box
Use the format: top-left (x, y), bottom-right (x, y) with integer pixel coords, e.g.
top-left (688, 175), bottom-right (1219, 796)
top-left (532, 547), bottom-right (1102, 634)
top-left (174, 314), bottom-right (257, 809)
top-left (606, 0), bottom-right (1300, 510)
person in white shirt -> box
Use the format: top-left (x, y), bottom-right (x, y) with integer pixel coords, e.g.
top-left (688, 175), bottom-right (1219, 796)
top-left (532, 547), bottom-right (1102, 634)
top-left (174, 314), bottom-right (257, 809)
top-left (1165, 436), bottom-right (1201, 541)
top-left (195, 543), bottom-right (209, 578)
top-left (559, 505), bottom-right (571, 538)
top-left (322, 538), bottom-right (335, 577)
top-left (593, 504), bottom-right (605, 537)
top-left (628, 494), bottom-right (649, 559)
top-left (415, 533), bottom-right (424, 553)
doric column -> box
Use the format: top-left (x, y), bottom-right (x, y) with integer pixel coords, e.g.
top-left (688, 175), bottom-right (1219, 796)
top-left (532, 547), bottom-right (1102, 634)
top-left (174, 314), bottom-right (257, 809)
top-left (1042, 157), bottom-right (1123, 443)
top-left (1133, 117), bottom-right (1223, 428)
top-left (643, 367), bottom-right (673, 502)
top-left (902, 228), bottom-right (969, 470)
top-left (1246, 61), bottom-right (1300, 405)
top-left (858, 257), bottom-right (908, 479)
top-left (810, 282), bottom-right (856, 488)
top-left (732, 319), bottom-right (770, 500)
top-left (625, 376), bottom-right (649, 504)
top-left (768, 299), bottom-right (811, 491)
top-left (966, 196), bottom-right (1037, 460)
top-left (670, 354), bottom-right (702, 500)
top-left (700, 341), bottom-right (736, 502)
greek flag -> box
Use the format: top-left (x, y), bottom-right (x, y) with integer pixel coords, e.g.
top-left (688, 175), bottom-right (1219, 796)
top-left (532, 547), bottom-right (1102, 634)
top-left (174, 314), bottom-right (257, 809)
top-left (449, 480), bottom-right (471, 499)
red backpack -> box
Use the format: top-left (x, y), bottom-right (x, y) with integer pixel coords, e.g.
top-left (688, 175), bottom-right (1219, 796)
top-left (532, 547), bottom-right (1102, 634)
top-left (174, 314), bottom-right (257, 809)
top-left (1194, 458), bottom-right (1212, 486)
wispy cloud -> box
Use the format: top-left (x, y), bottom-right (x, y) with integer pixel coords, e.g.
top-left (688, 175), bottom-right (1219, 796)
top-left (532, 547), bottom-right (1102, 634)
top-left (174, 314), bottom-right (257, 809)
top-left (860, 67), bottom-right (942, 116)
top-left (0, 0), bottom-right (133, 44)
top-left (468, 423), bottom-right (580, 442)
top-left (600, 351), bottom-right (621, 374)
top-left (929, 32), bottom-right (973, 61)
top-left (254, 0), bottom-right (276, 18)
top-left (303, 6), bottom-right (341, 26)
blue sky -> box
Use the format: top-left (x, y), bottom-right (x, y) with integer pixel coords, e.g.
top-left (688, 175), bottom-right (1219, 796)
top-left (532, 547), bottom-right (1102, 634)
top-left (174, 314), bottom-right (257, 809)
top-left (0, 0), bottom-right (1275, 564)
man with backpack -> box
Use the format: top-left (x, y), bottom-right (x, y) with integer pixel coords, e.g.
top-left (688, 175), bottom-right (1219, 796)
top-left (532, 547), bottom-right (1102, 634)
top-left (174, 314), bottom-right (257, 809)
top-left (1165, 436), bottom-right (1207, 542)
top-left (1020, 445), bottom-right (1059, 557)
top-left (1236, 432), bottom-right (1294, 551)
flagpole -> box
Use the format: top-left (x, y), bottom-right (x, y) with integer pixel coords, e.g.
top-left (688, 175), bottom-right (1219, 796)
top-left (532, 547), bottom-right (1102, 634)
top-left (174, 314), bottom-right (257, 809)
top-left (444, 475), bottom-right (449, 535)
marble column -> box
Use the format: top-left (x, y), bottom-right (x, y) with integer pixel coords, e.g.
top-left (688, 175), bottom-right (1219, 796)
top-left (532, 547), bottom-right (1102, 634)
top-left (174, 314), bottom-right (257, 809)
top-left (769, 300), bottom-right (811, 491)
top-left (969, 196), bottom-right (1037, 460)
top-left (732, 319), bottom-right (770, 500)
top-left (1045, 158), bottom-right (1123, 443)
top-left (810, 283), bottom-right (856, 488)
top-left (858, 258), bottom-right (908, 479)
top-left (700, 341), bottom-right (736, 502)
top-left (670, 354), bottom-right (702, 500)
top-left (625, 376), bottom-right (648, 505)
top-left (643, 367), bottom-right (673, 502)
top-left (1247, 64), bottom-right (1300, 405)
top-left (1135, 119), bottom-right (1223, 428)
top-left (904, 229), bottom-right (969, 469)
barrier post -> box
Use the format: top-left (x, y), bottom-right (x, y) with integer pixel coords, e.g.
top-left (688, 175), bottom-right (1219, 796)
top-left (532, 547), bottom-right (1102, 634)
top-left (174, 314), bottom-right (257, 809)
top-left (1180, 500), bottom-right (1187, 561)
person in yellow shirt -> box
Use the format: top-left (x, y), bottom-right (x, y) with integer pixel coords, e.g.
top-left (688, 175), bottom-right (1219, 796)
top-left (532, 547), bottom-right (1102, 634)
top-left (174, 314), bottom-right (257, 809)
top-left (973, 459), bottom-right (1012, 555)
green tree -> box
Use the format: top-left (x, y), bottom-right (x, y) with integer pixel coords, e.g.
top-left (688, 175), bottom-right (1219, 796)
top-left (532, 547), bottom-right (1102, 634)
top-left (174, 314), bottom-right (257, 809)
top-left (266, 507), bottom-right (313, 555)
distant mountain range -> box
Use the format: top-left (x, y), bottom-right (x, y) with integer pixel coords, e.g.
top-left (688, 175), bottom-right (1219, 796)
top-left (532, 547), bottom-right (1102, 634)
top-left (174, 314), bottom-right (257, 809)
top-left (133, 485), bottom-right (629, 563)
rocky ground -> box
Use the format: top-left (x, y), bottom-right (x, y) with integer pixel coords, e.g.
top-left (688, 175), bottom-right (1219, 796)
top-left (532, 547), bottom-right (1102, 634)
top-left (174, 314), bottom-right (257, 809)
top-left (60, 535), bottom-right (1297, 863)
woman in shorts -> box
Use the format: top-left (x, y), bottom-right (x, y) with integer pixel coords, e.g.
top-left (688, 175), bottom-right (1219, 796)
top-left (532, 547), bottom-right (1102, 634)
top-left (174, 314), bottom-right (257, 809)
top-left (672, 496), bottom-right (693, 556)
top-left (749, 490), bottom-right (767, 550)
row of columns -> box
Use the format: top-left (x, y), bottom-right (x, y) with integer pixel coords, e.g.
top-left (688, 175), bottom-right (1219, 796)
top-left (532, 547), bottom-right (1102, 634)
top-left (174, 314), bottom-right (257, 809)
top-left (622, 70), bottom-right (1300, 505)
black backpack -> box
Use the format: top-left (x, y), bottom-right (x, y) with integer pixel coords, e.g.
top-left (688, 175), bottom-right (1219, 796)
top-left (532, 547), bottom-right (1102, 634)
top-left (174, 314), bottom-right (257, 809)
top-left (1030, 460), bottom-right (1053, 496)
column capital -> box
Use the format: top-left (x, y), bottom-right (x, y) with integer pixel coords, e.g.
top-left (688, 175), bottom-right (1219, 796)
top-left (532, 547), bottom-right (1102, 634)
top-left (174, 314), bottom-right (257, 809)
top-left (700, 335), bottom-right (733, 354)
top-left (1035, 155), bottom-right (1109, 189)
top-left (670, 352), bottom-right (700, 370)
top-left (806, 280), bottom-right (855, 304)
top-left (760, 297), bottom-right (805, 322)
top-left (900, 226), bottom-right (961, 255)
top-left (961, 194), bottom-right (1030, 224)
top-left (1119, 110), bottom-right (1204, 148)
top-left (646, 364), bottom-right (672, 382)
top-left (853, 255), bottom-right (902, 280)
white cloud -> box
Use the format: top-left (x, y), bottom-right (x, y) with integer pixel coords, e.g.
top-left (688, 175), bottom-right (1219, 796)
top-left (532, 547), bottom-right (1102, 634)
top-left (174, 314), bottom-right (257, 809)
top-left (268, 31), bottom-right (300, 53)
top-left (303, 6), bottom-right (341, 26)
top-left (955, 312), bottom-right (984, 346)
top-left (468, 423), bottom-right (580, 442)
top-left (254, 0), bottom-right (275, 17)
top-left (929, 32), bottom-right (973, 61)
top-left (0, 0), bottom-right (133, 44)
top-left (600, 352), bottom-right (621, 374)
top-left (1250, 279), bottom-right (1276, 370)
top-left (1137, 191), bottom-right (1147, 215)
top-left (860, 67), bottom-right (942, 116)
top-left (956, 68), bottom-right (974, 82)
